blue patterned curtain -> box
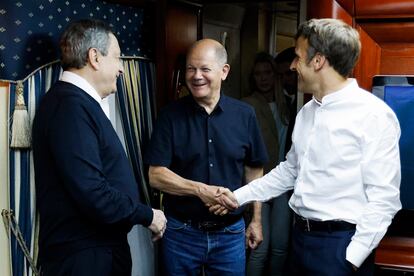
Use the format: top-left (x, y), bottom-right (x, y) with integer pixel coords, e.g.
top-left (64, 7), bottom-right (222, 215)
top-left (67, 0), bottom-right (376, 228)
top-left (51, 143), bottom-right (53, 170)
top-left (7, 57), bottom-right (156, 275)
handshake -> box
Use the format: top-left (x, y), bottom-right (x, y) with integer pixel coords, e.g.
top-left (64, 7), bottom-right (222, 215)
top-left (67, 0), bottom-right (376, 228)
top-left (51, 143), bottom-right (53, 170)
top-left (148, 185), bottom-right (240, 241)
top-left (203, 186), bottom-right (240, 216)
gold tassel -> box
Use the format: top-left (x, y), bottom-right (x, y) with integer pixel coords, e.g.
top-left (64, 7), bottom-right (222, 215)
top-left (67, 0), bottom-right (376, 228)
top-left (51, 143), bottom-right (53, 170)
top-left (10, 81), bottom-right (31, 149)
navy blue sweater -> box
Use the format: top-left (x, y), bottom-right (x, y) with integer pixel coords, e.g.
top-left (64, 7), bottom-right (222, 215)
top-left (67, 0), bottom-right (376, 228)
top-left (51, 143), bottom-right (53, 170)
top-left (32, 81), bottom-right (153, 261)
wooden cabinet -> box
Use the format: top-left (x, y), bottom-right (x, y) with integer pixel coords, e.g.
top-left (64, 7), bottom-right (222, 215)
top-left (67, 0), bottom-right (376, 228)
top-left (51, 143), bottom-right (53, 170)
top-left (155, 0), bottom-right (202, 110)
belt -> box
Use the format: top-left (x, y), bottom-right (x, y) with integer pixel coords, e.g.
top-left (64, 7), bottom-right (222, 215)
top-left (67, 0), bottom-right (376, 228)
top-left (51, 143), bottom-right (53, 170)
top-left (180, 217), bottom-right (242, 232)
top-left (294, 213), bottom-right (356, 232)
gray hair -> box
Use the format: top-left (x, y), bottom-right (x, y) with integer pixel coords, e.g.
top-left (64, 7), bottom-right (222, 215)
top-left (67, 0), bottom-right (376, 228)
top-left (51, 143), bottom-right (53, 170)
top-left (296, 18), bottom-right (361, 77)
top-left (60, 19), bottom-right (113, 70)
top-left (214, 43), bottom-right (228, 65)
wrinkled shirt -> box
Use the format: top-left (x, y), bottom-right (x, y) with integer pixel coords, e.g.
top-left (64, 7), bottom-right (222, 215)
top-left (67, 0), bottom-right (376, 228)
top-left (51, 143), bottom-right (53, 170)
top-left (235, 79), bottom-right (401, 267)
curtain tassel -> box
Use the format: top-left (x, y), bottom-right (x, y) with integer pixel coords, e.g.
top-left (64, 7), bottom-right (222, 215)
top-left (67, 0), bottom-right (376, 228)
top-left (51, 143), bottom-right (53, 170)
top-left (10, 81), bottom-right (31, 149)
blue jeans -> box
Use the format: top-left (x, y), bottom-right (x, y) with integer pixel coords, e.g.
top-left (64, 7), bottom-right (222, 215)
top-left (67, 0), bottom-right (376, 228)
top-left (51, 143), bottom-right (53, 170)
top-left (161, 216), bottom-right (245, 276)
top-left (247, 192), bottom-right (292, 276)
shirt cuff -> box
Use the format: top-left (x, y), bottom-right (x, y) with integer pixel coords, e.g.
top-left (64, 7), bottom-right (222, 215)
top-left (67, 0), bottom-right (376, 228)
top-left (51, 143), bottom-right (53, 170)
top-left (131, 205), bottom-right (154, 227)
top-left (234, 185), bottom-right (253, 206)
top-left (346, 240), bottom-right (372, 268)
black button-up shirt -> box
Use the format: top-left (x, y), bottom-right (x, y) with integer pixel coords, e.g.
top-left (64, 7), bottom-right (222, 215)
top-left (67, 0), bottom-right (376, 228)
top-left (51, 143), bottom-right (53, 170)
top-left (145, 94), bottom-right (268, 221)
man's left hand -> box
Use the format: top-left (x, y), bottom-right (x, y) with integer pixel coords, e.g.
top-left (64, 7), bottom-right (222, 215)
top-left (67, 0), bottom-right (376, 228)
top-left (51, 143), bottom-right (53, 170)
top-left (245, 221), bottom-right (263, 249)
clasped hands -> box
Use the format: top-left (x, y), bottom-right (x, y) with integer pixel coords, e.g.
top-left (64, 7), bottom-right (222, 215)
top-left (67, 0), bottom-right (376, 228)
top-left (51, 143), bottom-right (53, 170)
top-left (201, 185), bottom-right (239, 216)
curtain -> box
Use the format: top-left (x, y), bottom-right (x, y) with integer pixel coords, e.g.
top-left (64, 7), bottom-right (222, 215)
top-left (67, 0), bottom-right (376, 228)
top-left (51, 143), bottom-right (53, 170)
top-left (8, 61), bottom-right (61, 276)
top-left (117, 58), bottom-right (156, 205)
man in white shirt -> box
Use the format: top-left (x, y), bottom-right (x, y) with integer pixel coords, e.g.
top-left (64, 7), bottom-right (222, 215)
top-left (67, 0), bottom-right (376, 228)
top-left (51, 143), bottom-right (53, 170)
top-left (212, 18), bottom-right (401, 276)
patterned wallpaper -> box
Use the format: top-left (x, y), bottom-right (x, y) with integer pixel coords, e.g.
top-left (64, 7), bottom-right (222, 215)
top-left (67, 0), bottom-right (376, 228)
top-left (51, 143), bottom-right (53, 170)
top-left (0, 0), bottom-right (155, 81)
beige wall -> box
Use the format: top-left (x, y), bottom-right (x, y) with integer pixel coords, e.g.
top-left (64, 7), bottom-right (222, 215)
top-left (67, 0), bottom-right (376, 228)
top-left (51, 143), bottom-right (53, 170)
top-left (0, 82), bottom-right (11, 276)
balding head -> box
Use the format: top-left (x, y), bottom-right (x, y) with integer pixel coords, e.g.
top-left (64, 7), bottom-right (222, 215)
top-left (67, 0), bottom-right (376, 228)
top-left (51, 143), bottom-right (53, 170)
top-left (187, 39), bottom-right (228, 66)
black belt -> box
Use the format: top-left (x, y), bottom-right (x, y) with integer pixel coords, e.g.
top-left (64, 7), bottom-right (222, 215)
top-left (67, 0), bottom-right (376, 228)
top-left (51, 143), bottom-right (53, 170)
top-left (179, 217), bottom-right (242, 232)
top-left (294, 213), bottom-right (355, 232)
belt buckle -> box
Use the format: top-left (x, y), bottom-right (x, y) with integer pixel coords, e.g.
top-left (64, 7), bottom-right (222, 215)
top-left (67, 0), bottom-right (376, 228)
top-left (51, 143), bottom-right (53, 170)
top-left (199, 221), bottom-right (218, 231)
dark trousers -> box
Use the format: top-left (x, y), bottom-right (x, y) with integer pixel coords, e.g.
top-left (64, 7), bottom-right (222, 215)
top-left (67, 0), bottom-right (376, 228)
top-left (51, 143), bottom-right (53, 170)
top-left (40, 242), bottom-right (132, 276)
top-left (290, 225), bottom-right (375, 276)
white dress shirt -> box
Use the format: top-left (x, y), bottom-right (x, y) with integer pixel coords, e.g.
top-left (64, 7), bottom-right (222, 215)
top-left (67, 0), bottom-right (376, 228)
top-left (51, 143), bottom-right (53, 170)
top-left (60, 71), bottom-right (110, 119)
top-left (235, 79), bottom-right (401, 267)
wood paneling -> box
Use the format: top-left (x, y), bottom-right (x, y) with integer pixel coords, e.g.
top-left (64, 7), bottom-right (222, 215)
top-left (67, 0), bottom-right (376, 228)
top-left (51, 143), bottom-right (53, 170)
top-left (380, 44), bottom-right (414, 75)
top-left (376, 236), bottom-right (414, 271)
top-left (156, 1), bottom-right (201, 110)
top-left (355, 0), bottom-right (414, 19)
top-left (336, 0), bottom-right (354, 16)
top-left (307, 0), bottom-right (353, 25)
top-left (359, 21), bottom-right (414, 44)
top-left (353, 24), bottom-right (381, 91)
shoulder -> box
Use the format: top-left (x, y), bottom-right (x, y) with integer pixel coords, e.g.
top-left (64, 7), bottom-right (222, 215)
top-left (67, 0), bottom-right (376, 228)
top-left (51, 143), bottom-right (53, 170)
top-left (296, 97), bottom-right (317, 115)
top-left (49, 82), bottom-right (102, 120)
top-left (40, 81), bottom-right (84, 110)
top-left (350, 88), bottom-right (401, 135)
top-left (356, 88), bottom-right (398, 119)
top-left (222, 95), bottom-right (255, 115)
top-left (154, 96), bottom-right (195, 128)
top-left (158, 95), bottom-right (190, 117)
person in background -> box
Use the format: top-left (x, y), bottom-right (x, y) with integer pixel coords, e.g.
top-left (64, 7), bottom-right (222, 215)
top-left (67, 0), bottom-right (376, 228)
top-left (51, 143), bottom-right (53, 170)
top-left (242, 51), bottom-right (294, 276)
top-left (274, 47), bottom-right (297, 155)
top-left (32, 19), bottom-right (166, 276)
top-left (214, 18), bottom-right (401, 276)
top-left (145, 38), bottom-right (268, 275)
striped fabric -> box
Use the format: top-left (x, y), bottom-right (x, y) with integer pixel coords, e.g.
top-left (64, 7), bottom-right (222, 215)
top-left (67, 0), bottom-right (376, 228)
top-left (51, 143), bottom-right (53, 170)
top-left (7, 58), bottom-right (156, 275)
top-left (117, 58), bottom-right (156, 205)
top-left (8, 62), bottom-right (62, 276)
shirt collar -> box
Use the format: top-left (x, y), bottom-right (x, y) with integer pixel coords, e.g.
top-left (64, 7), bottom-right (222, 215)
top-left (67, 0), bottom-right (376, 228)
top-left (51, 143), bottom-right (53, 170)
top-left (314, 78), bottom-right (358, 106)
top-left (60, 71), bottom-right (102, 103)
top-left (60, 71), bottom-right (110, 118)
top-left (188, 93), bottom-right (226, 114)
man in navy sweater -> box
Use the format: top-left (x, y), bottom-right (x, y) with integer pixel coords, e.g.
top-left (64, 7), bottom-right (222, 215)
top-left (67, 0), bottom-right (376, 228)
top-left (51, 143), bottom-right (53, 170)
top-left (32, 19), bottom-right (166, 276)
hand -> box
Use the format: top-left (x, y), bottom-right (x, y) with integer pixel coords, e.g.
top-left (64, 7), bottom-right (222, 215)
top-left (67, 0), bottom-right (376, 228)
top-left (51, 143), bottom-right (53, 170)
top-left (207, 188), bottom-right (239, 215)
top-left (208, 204), bottom-right (229, 216)
top-left (215, 187), bottom-right (239, 210)
top-left (148, 208), bottom-right (167, 241)
top-left (245, 221), bottom-right (263, 249)
top-left (198, 184), bottom-right (224, 207)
